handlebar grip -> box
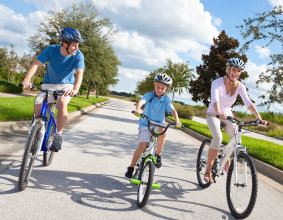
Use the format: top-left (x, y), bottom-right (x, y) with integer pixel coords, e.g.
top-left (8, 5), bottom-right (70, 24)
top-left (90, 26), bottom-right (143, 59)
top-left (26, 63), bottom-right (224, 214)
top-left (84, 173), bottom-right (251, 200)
top-left (18, 84), bottom-right (23, 87)
top-left (131, 111), bottom-right (134, 113)
top-left (216, 115), bottom-right (219, 118)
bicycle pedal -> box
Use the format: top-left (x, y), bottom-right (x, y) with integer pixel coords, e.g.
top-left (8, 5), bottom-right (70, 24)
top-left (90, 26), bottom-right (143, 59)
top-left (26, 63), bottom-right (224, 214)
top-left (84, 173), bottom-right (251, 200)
top-left (50, 149), bottom-right (58, 152)
top-left (221, 171), bottom-right (224, 175)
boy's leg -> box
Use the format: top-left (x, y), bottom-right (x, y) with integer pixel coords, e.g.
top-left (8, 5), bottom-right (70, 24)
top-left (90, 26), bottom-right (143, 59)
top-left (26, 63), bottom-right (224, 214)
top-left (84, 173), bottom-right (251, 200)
top-left (156, 127), bottom-right (166, 168)
top-left (125, 142), bottom-right (147, 179)
top-left (56, 97), bottom-right (69, 132)
top-left (129, 142), bottom-right (147, 167)
top-left (50, 97), bottom-right (69, 151)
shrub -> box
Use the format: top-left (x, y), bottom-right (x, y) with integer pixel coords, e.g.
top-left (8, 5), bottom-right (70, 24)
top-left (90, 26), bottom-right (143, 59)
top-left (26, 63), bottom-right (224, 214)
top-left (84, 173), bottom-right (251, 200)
top-left (176, 108), bottom-right (194, 120)
top-left (0, 80), bottom-right (23, 93)
top-left (194, 105), bottom-right (206, 110)
top-left (235, 111), bottom-right (248, 118)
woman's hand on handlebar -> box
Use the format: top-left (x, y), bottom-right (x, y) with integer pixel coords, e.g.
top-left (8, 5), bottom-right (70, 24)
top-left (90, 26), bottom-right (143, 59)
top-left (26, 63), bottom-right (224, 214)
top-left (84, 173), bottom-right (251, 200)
top-left (255, 115), bottom-right (268, 126)
top-left (217, 112), bottom-right (227, 120)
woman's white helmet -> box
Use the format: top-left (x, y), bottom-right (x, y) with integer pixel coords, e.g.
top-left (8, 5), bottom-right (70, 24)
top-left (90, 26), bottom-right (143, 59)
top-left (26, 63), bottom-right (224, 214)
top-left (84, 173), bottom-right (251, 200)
top-left (226, 57), bottom-right (245, 70)
top-left (154, 73), bottom-right (172, 87)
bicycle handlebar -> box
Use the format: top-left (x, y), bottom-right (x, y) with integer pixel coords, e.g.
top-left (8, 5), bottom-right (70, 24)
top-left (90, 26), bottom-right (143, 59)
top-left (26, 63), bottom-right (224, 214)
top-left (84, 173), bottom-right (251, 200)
top-left (216, 115), bottom-right (269, 126)
top-left (132, 111), bottom-right (183, 137)
top-left (19, 84), bottom-right (65, 96)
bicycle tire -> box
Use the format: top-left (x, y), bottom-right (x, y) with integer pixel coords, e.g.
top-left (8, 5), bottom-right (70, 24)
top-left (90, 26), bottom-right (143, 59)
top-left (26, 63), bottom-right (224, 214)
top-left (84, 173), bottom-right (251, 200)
top-left (43, 124), bottom-right (55, 166)
top-left (137, 159), bottom-right (154, 208)
top-left (226, 152), bottom-right (258, 219)
top-left (18, 123), bottom-right (42, 191)
top-left (196, 139), bottom-right (212, 188)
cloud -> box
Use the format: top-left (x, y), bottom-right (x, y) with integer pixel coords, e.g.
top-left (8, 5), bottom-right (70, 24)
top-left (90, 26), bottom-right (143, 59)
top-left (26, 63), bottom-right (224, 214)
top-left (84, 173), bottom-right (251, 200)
top-left (0, 3), bottom-right (46, 54)
top-left (242, 60), bottom-right (273, 105)
top-left (118, 67), bottom-right (150, 81)
top-left (255, 44), bottom-right (271, 58)
top-left (91, 0), bottom-right (142, 13)
top-left (212, 17), bottom-right (222, 27)
top-left (268, 0), bottom-right (283, 7)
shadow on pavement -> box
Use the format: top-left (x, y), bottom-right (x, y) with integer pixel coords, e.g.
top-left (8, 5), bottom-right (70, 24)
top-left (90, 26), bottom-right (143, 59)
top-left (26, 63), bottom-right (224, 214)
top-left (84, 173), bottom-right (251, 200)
top-left (0, 168), bottom-right (235, 220)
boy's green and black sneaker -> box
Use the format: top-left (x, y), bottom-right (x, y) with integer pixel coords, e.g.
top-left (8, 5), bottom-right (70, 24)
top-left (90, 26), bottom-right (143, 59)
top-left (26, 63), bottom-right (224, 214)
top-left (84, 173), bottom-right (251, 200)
top-left (125, 167), bottom-right (134, 179)
top-left (156, 154), bottom-right (162, 168)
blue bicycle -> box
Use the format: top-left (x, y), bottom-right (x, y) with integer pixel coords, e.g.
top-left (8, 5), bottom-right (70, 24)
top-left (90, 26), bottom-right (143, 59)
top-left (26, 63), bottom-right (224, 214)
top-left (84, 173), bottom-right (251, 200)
top-left (18, 84), bottom-right (64, 191)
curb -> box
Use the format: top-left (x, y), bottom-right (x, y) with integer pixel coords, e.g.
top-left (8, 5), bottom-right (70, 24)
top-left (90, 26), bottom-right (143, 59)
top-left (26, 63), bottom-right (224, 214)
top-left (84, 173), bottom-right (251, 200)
top-left (165, 117), bottom-right (283, 185)
top-left (0, 100), bottom-right (110, 133)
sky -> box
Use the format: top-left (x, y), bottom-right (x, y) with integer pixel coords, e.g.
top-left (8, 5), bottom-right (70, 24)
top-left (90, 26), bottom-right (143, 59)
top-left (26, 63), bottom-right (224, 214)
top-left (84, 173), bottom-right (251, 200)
top-left (0, 0), bottom-right (283, 113)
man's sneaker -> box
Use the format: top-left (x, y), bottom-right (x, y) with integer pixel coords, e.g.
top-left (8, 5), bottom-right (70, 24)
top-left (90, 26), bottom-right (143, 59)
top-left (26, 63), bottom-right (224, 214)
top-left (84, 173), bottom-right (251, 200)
top-left (50, 135), bottom-right (62, 151)
top-left (125, 167), bottom-right (134, 179)
top-left (155, 154), bottom-right (162, 168)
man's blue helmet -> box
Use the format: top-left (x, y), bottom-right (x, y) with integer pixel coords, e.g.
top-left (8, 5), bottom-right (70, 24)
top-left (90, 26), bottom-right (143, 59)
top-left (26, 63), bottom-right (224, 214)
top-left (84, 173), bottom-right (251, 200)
top-left (60, 27), bottom-right (84, 43)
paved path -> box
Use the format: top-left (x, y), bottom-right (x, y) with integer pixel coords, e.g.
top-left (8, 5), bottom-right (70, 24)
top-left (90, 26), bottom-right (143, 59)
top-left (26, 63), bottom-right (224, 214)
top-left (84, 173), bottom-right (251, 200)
top-left (193, 116), bottom-right (283, 146)
top-left (0, 99), bottom-right (282, 219)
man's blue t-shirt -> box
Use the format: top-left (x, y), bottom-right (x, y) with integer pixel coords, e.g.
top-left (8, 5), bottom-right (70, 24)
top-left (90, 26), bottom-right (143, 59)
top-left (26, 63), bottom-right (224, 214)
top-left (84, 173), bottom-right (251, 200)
top-left (139, 91), bottom-right (174, 129)
top-left (37, 45), bottom-right (84, 84)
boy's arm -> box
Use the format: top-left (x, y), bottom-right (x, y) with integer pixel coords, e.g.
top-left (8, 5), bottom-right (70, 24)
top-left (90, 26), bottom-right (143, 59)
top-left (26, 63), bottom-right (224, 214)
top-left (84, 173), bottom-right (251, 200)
top-left (22, 59), bottom-right (43, 89)
top-left (171, 109), bottom-right (182, 127)
top-left (133, 99), bottom-right (146, 115)
top-left (64, 68), bottom-right (84, 97)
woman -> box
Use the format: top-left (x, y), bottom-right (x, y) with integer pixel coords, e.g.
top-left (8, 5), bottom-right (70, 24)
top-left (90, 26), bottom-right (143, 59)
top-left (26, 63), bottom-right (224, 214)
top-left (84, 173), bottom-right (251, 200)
top-left (204, 57), bottom-right (268, 183)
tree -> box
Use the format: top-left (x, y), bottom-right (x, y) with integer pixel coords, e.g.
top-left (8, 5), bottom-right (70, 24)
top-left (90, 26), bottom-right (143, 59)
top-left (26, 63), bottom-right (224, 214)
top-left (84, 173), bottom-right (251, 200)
top-left (163, 59), bottom-right (194, 102)
top-left (4, 45), bottom-right (19, 83)
top-left (18, 53), bottom-right (46, 85)
top-left (135, 60), bottom-right (194, 102)
top-left (135, 69), bottom-right (160, 96)
top-left (27, 1), bottom-right (120, 98)
top-left (189, 30), bottom-right (249, 107)
top-left (237, 5), bottom-right (283, 108)
top-left (0, 47), bottom-right (7, 69)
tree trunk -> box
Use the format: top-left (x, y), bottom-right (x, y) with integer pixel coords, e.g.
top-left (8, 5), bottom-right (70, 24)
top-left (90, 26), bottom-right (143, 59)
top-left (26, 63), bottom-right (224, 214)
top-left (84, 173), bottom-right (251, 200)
top-left (171, 88), bottom-right (175, 102)
top-left (96, 90), bottom-right (99, 98)
top-left (87, 88), bottom-right (90, 99)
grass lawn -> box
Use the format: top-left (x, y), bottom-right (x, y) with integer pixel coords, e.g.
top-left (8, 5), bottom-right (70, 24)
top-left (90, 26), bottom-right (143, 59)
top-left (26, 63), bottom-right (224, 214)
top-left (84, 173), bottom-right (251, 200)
top-left (0, 96), bottom-right (108, 121)
top-left (168, 116), bottom-right (283, 171)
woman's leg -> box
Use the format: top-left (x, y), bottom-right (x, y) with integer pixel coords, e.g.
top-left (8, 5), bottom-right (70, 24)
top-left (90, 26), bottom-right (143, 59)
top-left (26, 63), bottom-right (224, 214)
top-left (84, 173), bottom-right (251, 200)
top-left (205, 114), bottom-right (223, 182)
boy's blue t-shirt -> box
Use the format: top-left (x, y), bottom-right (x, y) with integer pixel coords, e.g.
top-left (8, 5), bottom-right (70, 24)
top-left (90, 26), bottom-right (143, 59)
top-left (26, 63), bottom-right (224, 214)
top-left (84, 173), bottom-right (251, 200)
top-left (37, 45), bottom-right (85, 85)
top-left (139, 91), bottom-right (175, 129)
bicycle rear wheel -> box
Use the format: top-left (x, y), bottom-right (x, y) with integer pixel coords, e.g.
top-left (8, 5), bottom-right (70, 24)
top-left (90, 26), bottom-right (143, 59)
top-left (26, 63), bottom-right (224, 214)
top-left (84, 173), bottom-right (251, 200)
top-left (226, 152), bottom-right (258, 219)
top-left (43, 124), bottom-right (55, 166)
top-left (137, 159), bottom-right (154, 208)
top-left (18, 123), bottom-right (42, 191)
top-left (196, 139), bottom-right (211, 188)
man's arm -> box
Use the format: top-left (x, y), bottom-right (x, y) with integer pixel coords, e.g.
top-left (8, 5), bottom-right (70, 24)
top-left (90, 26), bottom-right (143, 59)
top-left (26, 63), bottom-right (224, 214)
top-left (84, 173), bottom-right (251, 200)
top-left (64, 68), bottom-right (84, 97)
top-left (22, 59), bottom-right (43, 89)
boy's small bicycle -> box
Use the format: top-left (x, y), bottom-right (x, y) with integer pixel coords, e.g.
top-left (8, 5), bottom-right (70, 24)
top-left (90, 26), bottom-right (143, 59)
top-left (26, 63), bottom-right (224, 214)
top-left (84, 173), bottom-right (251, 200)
top-left (18, 84), bottom-right (64, 191)
top-left (196, 116), bottom-right (268, 219)
top-left (130, 111), bottom-right (183, 208)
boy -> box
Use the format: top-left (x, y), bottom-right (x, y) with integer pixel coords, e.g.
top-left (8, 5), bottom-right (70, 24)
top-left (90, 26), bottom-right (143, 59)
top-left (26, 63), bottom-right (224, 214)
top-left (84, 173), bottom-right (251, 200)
top-left (22, 27), bottom-right (85, 151)
top-left (125, 73), bottom-right (182, 179)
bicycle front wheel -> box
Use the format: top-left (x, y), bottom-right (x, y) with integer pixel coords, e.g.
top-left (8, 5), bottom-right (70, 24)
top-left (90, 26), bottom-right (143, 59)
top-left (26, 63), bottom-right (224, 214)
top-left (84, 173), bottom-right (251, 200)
top-left (137, 159), bottom-right (154, 208)
top-left (18, 123), bottom-right (42, 191)
top-left (43, 124), bottom-right (55, 166)
top-left (226, 153), bottom-right (258, 219)
top-left (196, 139), bottom-right (211, 188)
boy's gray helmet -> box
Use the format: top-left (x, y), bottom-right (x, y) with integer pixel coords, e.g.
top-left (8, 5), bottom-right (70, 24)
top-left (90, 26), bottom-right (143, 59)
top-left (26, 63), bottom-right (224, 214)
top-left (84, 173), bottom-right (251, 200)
top-left (226, 57), bottom-right (245, 70)
top-left (154, 73), bottom-right (172, 87)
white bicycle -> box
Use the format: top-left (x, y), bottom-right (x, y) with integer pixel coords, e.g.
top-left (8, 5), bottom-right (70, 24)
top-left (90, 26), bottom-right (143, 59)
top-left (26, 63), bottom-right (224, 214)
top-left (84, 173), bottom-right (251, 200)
top-left (196, 116), bottom-right (268, 219)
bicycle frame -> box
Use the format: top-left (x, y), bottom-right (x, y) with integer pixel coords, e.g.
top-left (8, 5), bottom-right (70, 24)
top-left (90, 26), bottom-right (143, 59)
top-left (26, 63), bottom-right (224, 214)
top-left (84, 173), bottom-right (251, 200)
top-left (26, 94), bottom-right (57, 157)
top-left (216, 122), bottom-right (247, 186)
